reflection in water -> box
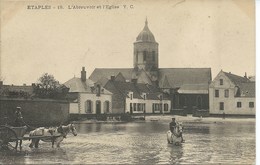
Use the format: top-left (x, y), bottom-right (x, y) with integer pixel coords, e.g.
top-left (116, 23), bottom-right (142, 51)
top-left (0, 119), bottom-right (255, 164)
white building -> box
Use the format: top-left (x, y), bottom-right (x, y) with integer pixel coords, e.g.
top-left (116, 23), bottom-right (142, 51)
top-left (104, 74), bottom-right (171, 114)
top-left (64, 67), bottom-right (112, 115)
top-left (209, 70), bottom-right (255, 116)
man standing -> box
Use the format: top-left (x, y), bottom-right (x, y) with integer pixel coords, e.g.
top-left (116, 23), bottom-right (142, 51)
top-left (14, 107), bottom-right (23, 126)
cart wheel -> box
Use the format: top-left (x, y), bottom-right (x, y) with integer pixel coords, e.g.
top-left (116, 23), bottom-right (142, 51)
top-left (0, 125), bottom-right (18, 150)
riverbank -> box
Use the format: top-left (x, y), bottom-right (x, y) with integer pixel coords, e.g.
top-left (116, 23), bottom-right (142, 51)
top-left (72, 115), bottom-right (255, 124)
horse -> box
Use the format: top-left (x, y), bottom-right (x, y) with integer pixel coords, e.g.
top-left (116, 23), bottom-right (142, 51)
top-left (167, 122), bottom-right (183, 145)
top-left (29, 124), bottom-right (77, 148)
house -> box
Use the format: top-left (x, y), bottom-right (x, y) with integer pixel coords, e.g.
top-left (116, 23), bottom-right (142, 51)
top-left (89, 19), bottom-right (212, 114)
top-left (64, 67), bottom-right (113, 115)
top-left (209, 70), bottom-right (255, 116)
top-left (103, 73), bottom-right (171, 114)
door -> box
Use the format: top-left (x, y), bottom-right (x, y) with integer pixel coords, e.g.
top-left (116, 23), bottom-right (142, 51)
top-left (96, 100), bottom-right (101, 114)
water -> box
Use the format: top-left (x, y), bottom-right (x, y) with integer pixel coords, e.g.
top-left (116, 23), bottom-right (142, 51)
top-left (0, 117), bottom-right (255, 164)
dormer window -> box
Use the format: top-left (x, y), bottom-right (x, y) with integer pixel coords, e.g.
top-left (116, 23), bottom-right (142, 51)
top-left (96, 84), bottom-right (101, 97)
top-left (220, 79), bottom-right (223, 85)
top-left (129, 92), bottom-right (133, 100)
top-left (142, 93), bottom-right (146, 100)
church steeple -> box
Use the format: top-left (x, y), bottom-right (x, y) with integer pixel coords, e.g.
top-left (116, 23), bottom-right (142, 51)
top-left (133, 18), bottom-right (159, 81)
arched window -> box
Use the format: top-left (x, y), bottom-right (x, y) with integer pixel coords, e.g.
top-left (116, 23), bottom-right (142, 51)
top-left (104, 101), bottom-right (110, 113)
top-left (85, 100), bottom-right (92, 113)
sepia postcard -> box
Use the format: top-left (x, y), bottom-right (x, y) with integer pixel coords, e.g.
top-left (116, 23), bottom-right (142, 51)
top-left (0, 0), bottom-right (256, 164)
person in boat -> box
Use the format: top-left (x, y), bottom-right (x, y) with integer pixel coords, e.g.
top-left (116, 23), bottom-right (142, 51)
top-left (169, 118), bottom-right (184, 143)
top-left (14, 107), bottom-right (24, 126)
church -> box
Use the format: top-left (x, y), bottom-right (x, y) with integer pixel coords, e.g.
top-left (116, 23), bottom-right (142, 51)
top-left (89, 19), bottom-right (212, 114)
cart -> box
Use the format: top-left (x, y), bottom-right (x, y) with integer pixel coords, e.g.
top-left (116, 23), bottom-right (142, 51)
top-left (0, 125), bottom-right (61, 150)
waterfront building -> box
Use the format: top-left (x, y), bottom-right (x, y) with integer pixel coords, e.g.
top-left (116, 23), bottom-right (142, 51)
top-left (209, 70), bottom-right (255, 116)
top-left (103, 73), bottom-right (171, 114)
top-left (64, 67), bottom-right (112, 115)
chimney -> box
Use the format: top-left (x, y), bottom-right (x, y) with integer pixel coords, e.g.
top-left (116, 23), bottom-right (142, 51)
top-left (111, 75), bottom-right (115, 81)
top-left (131, 78), bottom-right (137, 84)
top-left (81, 67), bottom-right (86, 82)
top-left (244, 72), bottom-right (247, 79)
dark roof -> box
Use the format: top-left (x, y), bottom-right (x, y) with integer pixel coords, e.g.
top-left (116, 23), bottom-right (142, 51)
top-left (64, 77), bottom-right (111, 94)
top-left (239, 82), bottom-right (255, 97)
top-left (104, 80), bottom-right (167, 100)
top-left (89, 68), bottom-right (134, 83)
top-left (158, 68), bottom-right (212, 88)
top-left (223, 72), bottom-right (249, 86)
top-left (135, 19), bottom-right (157, 43)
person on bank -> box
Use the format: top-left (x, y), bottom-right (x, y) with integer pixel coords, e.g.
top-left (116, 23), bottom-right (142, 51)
top-left (14, 107), bottom-right (24, 127)
top-left (169, 118), bottom-right (184, 143)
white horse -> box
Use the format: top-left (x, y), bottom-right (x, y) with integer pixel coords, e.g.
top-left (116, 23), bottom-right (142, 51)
top-left (29, 124), bottom-right (77, 148)
top-left (167, 122), bottom-right (183, 145)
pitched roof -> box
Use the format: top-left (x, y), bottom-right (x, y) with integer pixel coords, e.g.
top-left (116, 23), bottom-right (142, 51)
top-left (64, 77), bottom-right (111, 94)
top-left (89, 68), bottom-right (134, 83)
top-left (158, 68), bottom-right (212, 88)
top-left (239, 82), bottom-right (255, 97)
top-left (223, 71), bottom-right (249, 86)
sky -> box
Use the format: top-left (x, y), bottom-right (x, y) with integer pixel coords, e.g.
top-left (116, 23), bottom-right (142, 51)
top-left (0, 0), bottom-right (255, 85)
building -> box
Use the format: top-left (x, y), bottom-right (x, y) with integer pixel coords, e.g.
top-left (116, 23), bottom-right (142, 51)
top-left (64, 67), bottom-right (113, 115)
top-left (209, 70), bottom-right (255, 116)
top-left (103, 73), bottom-right (171, 114)
top-left (89, 19), bottom-right (211, 114)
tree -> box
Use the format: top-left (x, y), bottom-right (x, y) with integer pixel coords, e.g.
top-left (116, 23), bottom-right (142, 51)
top-left (34, 73), bottom-right (69, 99)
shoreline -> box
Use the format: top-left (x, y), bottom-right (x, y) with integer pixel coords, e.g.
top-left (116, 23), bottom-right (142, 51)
top-left (72, 115), bottom-right (256, 124)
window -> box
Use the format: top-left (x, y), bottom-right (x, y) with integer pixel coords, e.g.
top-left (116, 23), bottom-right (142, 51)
top-left (143, 51), bottom-right (147, 61)
top-left (133, 103), bottom-right (136, 111)
top-left (224, 89), bottom-right (229, 98)
top-left (249, 102), bottom-right (254, 108)
top-left (130, 103), bottom-right (133, 112)
top-left (219, 102), bottom-right (224, 110)
top-left (96, 84), bottom-right (101, 97)
top-left (197, 96), bottom-right (202, 109)
top-left (104, 101), bottom-right (110, 113)
top-left (220, 79), bottom-right (223, 85)
top-left (143, 104), bottom-right (146, 112)
top-left (143, 94), bottom-right (146, 100)
top-left (137, 103), bottom-right (141, 111)
top-left (85, 100), bottom-right (92, 113)
top-left (152, 51), bottom-right (156, 61)
top-left (164, 103), bottom-right (169, 111)
top-left (215, 90), bottom-right (219, 97)
top-left (159, 95), bottom-right (163, 101)
top-left (237, 102), bottom-right (242, 108)
top-left (130, 93), bottom-right (133, 100)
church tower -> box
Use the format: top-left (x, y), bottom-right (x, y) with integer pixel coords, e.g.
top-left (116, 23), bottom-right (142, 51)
top-left (133, 18), bottom-right (159, 79)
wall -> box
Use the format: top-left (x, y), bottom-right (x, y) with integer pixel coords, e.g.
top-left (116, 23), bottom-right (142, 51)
top-left (78, 93), bottom-right (112, 114)
top-left (0, 98), bottom-right (69, 126)
top-left (69, 102), bottom-right (79, 114)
